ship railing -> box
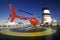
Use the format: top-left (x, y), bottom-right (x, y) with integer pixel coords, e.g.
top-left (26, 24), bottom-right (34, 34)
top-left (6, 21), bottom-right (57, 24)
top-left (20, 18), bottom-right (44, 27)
top-left (0, 25), bottom-right (24, 29)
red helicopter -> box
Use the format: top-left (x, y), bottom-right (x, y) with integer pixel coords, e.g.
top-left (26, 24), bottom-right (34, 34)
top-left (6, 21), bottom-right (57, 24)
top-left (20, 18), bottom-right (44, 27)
top-left (8, 4), bottom-right (40, 26)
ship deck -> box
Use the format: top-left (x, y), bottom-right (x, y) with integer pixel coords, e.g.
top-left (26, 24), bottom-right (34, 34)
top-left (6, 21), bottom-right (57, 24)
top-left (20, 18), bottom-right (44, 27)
top-left (0, 27), bottom-right (56, 37)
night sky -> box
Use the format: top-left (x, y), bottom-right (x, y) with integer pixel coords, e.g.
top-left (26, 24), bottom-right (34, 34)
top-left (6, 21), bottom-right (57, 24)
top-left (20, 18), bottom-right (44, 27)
top-left (0, 0), bottom-right (60, 23)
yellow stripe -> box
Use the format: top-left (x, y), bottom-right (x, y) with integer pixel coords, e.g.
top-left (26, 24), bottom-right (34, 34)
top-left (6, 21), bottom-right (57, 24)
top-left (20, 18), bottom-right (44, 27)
top-left (0, 28), bottom-right (56, 37)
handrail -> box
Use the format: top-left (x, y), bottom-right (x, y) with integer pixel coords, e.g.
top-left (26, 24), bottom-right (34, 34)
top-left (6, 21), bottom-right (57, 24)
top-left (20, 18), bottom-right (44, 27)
top-left (0, 25), bottom-right (23, 29)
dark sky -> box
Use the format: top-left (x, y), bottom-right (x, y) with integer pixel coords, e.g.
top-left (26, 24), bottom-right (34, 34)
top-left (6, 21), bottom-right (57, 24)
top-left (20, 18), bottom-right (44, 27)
top-left (0, 0), bottom-right (60, 23)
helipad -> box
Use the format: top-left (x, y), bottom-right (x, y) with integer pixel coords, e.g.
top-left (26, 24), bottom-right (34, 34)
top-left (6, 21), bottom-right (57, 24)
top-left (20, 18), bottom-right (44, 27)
top-left (0, 27), bottom-right (56, 37)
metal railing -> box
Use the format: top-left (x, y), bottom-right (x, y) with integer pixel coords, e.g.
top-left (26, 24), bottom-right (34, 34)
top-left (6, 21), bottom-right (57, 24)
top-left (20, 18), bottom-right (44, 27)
top-left (0, 25), bottom-right (24, 29)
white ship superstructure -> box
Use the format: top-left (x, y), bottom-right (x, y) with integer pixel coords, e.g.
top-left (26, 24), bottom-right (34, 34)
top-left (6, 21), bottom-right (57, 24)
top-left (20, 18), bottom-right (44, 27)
top-left (42, 7), bottom-right (52, 25)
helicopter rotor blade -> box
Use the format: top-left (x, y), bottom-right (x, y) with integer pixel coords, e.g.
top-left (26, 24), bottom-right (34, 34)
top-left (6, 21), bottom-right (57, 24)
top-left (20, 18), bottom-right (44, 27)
top-left (18, 10), bottom-right (41, 18)
top-left (18, 10), bottom-right (34, 16)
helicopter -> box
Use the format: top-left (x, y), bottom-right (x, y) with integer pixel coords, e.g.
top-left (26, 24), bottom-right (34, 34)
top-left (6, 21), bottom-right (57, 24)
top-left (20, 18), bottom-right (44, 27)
top-left (8, 4), bottom-right (40, 26)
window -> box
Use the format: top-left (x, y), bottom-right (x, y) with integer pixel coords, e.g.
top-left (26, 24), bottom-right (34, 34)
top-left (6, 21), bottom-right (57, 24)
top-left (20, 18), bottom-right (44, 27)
top-left (8, 25), bottom-right (11, 27)
top-left (2, 25), bottom-right (7, 27)
top-left (0, 25), bottom-right (1, 27)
